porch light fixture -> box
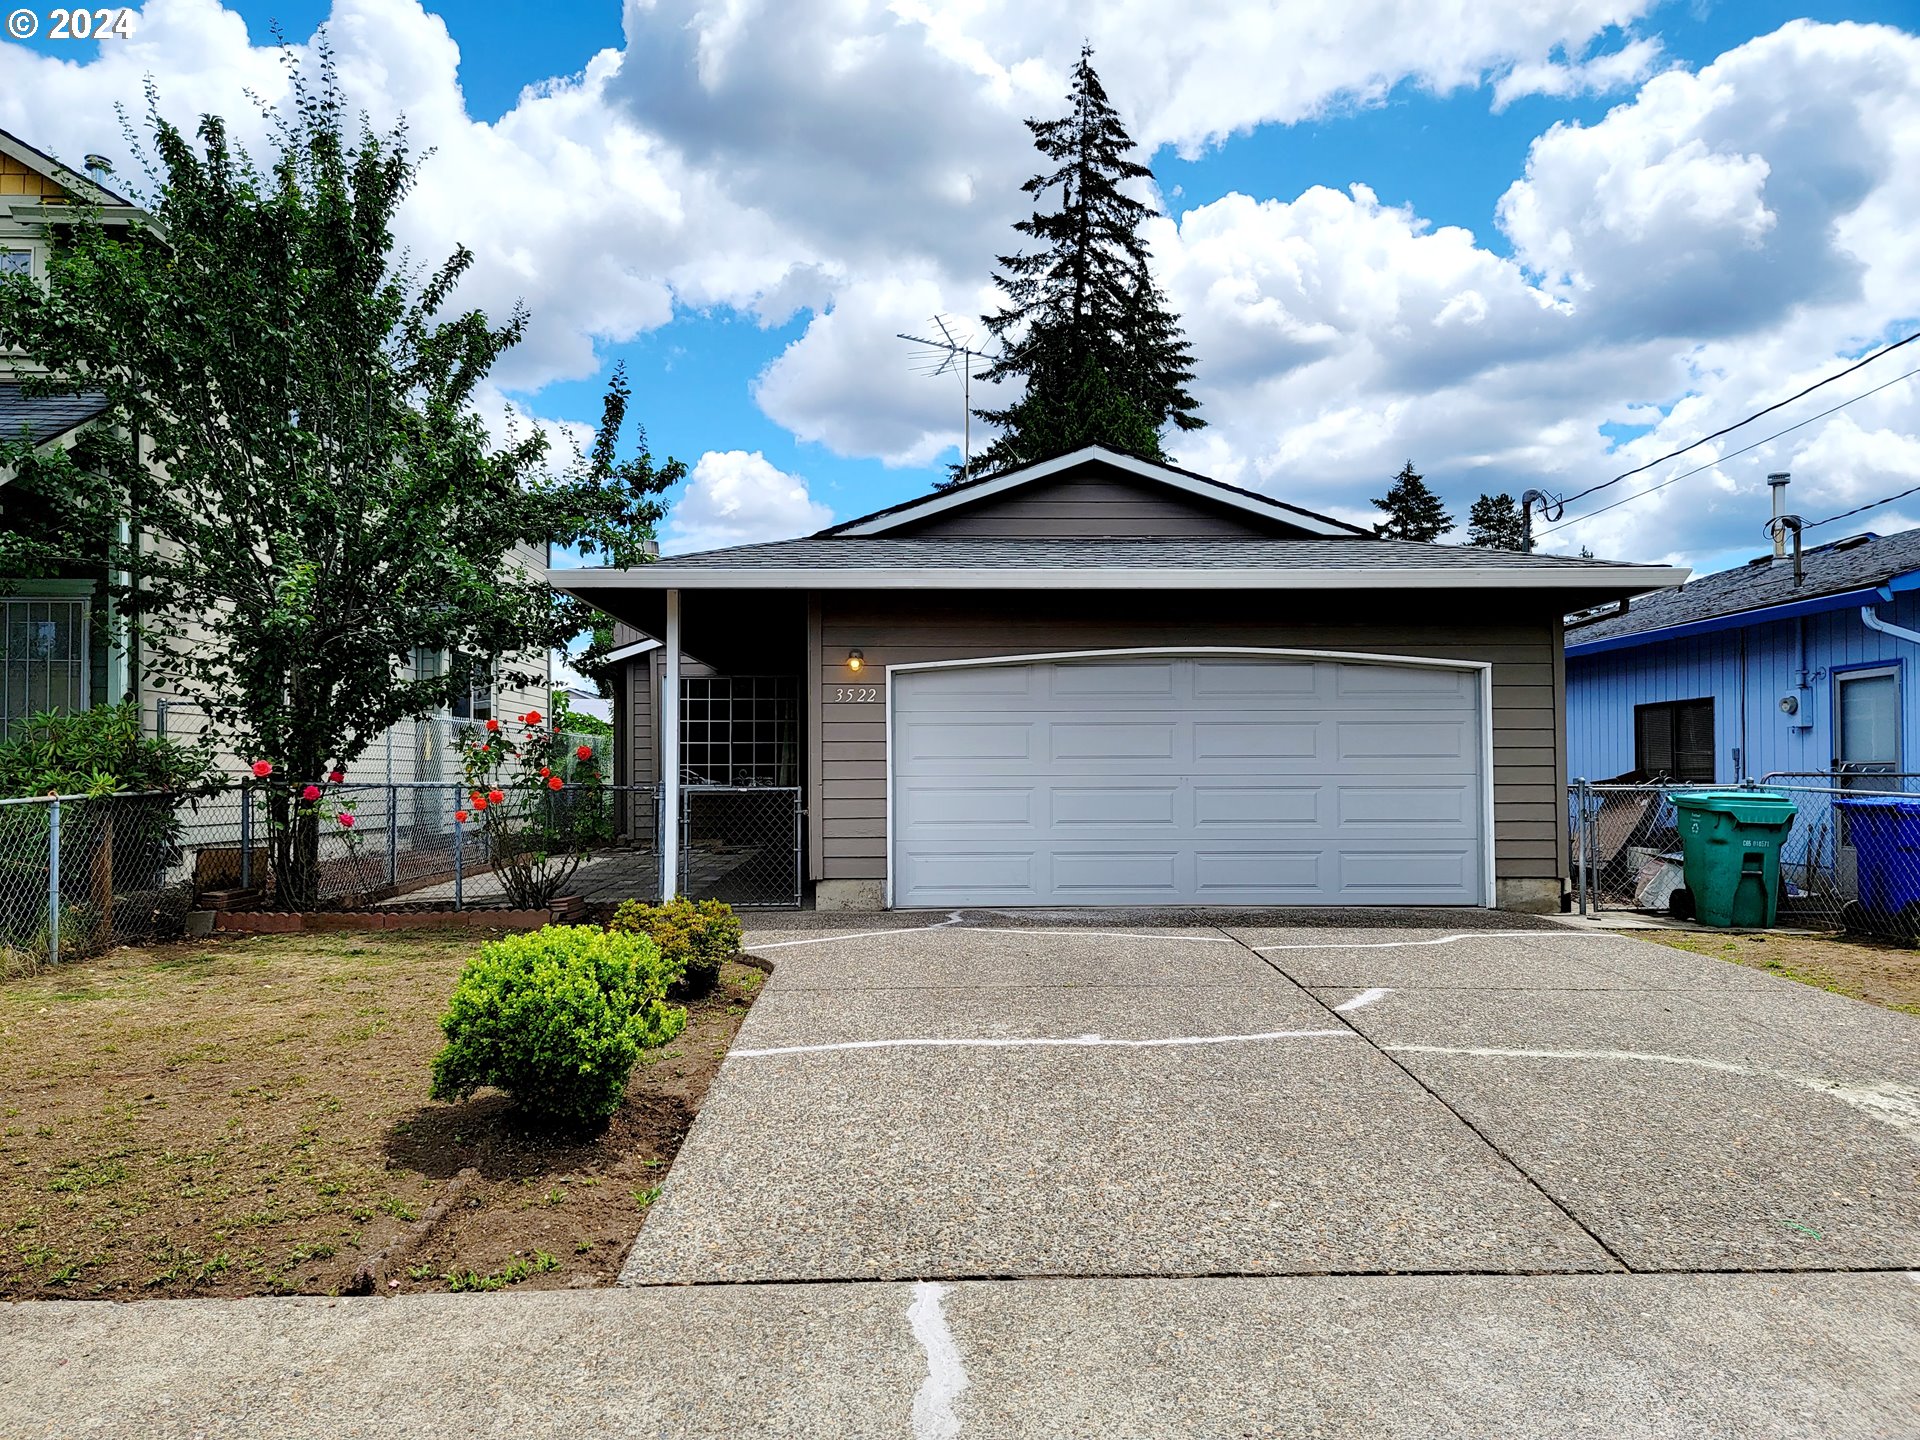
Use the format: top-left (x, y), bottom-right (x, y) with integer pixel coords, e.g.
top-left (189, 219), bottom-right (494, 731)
top-left (847, 649), bottom-right (865, 673)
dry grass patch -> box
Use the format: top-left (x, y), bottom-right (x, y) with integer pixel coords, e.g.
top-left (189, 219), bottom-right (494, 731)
top-left (0, 928), bottom-right (761, 1299)
top-left (1637, 928), bottom-right (1920, 1015)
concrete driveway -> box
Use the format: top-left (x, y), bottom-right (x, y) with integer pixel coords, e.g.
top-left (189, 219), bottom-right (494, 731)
top-left (624, 913), bottom-right (1920, 1283)
top-left (7, 911), bottom-right (1918, 1438)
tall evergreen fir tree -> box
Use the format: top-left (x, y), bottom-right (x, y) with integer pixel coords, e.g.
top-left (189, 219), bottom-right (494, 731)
top-left (1371, 461), bottom-right (1453, 541)
top-left (1466, 491), bottom-right (1527, 550)
top-left (961, 47), bottom-right (1201, 484)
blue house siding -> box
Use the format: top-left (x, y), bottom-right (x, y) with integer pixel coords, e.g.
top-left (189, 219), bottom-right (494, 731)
top-left (1567, 588), bottom-right (1920, 784)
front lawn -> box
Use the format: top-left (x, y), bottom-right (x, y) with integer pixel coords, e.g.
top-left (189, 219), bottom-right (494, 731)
top-left (1639, 928), bottom-right (1920, 1015)
top-left (0, 928), bottom-right (761, 1299)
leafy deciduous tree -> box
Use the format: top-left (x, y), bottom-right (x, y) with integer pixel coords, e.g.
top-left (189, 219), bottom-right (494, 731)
top-left (0, 58), bottom-right (676, 903)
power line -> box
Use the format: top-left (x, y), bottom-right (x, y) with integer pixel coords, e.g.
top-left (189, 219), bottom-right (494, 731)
top-left (1549, 326), bottom-right (1920, 513)
top-left (1535, 363), bottom-right (1920, 539)
top-left (1805, 478), bottom-right (1920, 531)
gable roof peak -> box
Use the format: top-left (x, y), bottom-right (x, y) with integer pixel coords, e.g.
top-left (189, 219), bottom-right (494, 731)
top-left (819, 445), bottom-right (1371, 539)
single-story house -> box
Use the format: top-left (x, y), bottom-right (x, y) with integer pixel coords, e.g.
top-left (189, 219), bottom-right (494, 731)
top-left (1566, 526), bottom-right (1920, 786)
top-left (555, 446), bottom-right (1683, 912)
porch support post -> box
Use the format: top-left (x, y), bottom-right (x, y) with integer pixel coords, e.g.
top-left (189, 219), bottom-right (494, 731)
top-left (662, 588), bottom-right (682, 899)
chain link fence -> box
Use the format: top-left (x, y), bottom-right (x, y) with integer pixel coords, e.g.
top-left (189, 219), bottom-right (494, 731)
top-left (1570, 773), bottom-right (1920, 933)
top-left (0, 777), bottom-right (670, 971)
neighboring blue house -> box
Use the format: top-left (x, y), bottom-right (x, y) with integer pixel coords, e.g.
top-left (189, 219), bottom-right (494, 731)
top-left (1566, 528), bottom-right (1920, 786)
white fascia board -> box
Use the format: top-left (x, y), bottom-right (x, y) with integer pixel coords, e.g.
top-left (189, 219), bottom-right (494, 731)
top-left (548, 565), bottom-right (1690, 594)
top-left (600, 637), bottom-right (662, 663)
top-left (835, 446), bottom-right (1360, 538)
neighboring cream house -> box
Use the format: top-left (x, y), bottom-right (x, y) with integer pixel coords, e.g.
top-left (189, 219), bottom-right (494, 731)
top-left (0, 126), bottom-right (550, 778)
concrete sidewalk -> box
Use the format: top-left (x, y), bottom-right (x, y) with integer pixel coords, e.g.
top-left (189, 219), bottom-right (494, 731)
top-left (4, 1271), bottom-right (1915, 1439)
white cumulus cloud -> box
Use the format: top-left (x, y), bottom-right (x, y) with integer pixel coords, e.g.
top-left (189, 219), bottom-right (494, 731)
top-left (662, 450), bottom-right (833, 553)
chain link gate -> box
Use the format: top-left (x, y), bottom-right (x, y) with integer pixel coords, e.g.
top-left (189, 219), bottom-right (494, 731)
top-left (679, 786), bottom-right (802, 908)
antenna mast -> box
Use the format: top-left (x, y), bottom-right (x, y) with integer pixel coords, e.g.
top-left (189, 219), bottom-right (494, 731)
top-left (898, 316), bottom-right (994, 483)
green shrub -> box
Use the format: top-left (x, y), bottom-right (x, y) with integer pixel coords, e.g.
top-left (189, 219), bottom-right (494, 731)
top-left (608, 897), bottom-right (743, 998)
top-left (428, 925), bottom-right (686, 1131)
top-left (0, 701), bottom-right (209, 797)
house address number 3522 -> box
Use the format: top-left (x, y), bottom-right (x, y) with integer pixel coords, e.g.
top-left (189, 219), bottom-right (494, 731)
top-left (833, 686), bottom-right (880, 703)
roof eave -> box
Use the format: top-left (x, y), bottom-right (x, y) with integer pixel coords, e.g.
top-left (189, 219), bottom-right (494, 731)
top-left (551, 564), bottom-right (1688, 596)
top-left (1566, 583), bottom-right (1893, 656)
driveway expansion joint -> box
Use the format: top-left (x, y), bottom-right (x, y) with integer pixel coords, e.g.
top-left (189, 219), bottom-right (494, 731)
top-left (1217, 925), bottom-right (1640, 1275)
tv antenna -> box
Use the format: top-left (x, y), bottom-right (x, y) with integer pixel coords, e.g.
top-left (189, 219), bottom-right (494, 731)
top-left (898, 316), bottom-right (994, 484)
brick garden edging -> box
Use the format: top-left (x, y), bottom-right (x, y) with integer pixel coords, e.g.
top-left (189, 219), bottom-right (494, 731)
top-left (213, 908), bottom-right (560, 934)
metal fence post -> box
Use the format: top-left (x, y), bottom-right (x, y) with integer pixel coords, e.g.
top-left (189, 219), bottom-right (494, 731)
top-left (385, 784), bottom-right (399, 888)
top-left (1574, 779), bottom-right (1590, 919)
top-left (453, 787), bottom-right (464, 911)
top-left (239, 779), bottom-right (253, 890)
top-left (47, 797), bottom-right (61, 966)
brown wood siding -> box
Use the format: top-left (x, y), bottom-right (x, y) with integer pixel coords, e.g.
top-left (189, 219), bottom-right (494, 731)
top-left (890, 469), bottom-right (1314, 539)
top-left (816, 591), bottom-right (1568, 890)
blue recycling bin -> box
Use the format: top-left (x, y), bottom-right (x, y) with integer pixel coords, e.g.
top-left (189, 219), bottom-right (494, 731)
top-left (1834, 796), bottom-right (1920, 932)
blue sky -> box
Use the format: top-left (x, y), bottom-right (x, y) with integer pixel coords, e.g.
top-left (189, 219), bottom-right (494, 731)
top-left (4, 0), bottom-right (1919, 575)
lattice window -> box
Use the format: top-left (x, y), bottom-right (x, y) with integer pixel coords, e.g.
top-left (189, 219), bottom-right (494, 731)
top-left (1, 596), bottom-right (90, 738)
top-left (679, 675), bottom-right (798, 787)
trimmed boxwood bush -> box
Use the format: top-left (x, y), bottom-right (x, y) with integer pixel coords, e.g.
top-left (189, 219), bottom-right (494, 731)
top-left (429, 925), bottom-right (686, 1131)
top-left (608, 897), bottom-right (743, 998)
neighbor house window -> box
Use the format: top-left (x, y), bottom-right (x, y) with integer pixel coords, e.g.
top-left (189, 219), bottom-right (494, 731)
top-left (0, 248), bottom-right (32, 278)
top-left (1634, 698), bottom-right (1714, 782)
top-left (1, 595), bottom-right (90, 740)
top-left (449, 656), bottom-right (493, 724)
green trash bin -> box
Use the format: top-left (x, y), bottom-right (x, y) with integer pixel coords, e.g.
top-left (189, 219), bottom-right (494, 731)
top-left (1669, 790), bottom-right (1797, 928)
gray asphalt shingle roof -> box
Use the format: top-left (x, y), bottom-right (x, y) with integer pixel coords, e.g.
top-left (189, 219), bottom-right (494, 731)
top-left (1566, 528), bottom-right (1920, 645)
top-left (647, 536), bottom-right (1652, 572)
top-left (0, 384), bottom-right (110, 445)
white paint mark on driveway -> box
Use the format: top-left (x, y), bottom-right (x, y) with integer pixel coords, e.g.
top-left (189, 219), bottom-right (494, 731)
top-left (749, 913), bottom-right (964, 951)
top-left (1254, 932), bottom-right (1607, 952)
top-left (1388, 1044), bottom-right (1920, 1140)
top-left (909, 1281), bottom-right (967, 1440)
top-left (733, 1028), bottom-right (1360, 1059)
top-left (1334, 987), bottom-right (1394, 1013)
top-left (751, 920), bottom-right (1233, 951)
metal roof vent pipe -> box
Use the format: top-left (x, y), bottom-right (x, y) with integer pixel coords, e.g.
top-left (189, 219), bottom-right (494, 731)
top-left (1768, 472), bottom-right (1791, 561)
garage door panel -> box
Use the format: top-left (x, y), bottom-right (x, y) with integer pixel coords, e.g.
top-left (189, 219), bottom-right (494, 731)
top-left (1336, 719), bottom-right (1474, 760)
top-left (1190, 659), bottom-right (1320, 699)
top-left (893, 656), bottom-right (1484, 907)
top-left (1194, 849), bottom-right (1326, 895)
top-left (1193, 783), bottom-right (1323, 827)
top-left (1336, 782), bottom-right (1475, 829)
top-left (1049, 661), bottom-right (1177, 698)
top-left (898, 783), bottom-right (1035, 829)
top-left (1192, 721), bottom-right (1321, 762)
top-left (1049, 785), bottom-right (1179, 828)
top-left (1049, 721), bottom-right (1177, 762)
top-left (1049, 851), bottom-right (1181, 895)
top-left (903, 721), bottom-right (1034, 762)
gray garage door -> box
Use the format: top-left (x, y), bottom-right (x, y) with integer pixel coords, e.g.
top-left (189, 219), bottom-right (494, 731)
top-left (891, 654), bottom-right (1486, 907)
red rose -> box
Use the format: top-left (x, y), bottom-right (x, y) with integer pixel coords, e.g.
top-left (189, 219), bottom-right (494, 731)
top-left (575, 744), bottom-right (593, 761)
top-left (470, 790), bottom-right (484, 806)
top-left (524, 710), bottom-right (542, 725)
top-left (328, 769), bottom-right (345, 784)
top-left (301, 784), bottom-right (322, 802)
top-left (474, 798), bottom-right (488, 811)
top-left (539, 766), bottom-right (551, 777)
top-left (546, 775), bottom-right (563, 791)
top-left (454, 809), bottom-right (469, 824)
top-left (479, 744), bottom-right (489, 754)
top-left (250, 760), bottom-right (273, 778)
top-left (487, 788), bottom-right (504, 805)
top-left (485, 718), bottom-right (500, 732)
top-left (338, 814), bottom-right (355, 829)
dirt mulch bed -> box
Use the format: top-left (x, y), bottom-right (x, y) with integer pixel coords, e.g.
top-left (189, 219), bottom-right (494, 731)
top-left (1638, 928), bottom-right (1920, 1015)
top-left (0, 929), bottom-right (761, 1300)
